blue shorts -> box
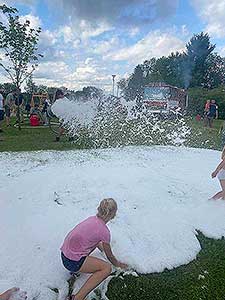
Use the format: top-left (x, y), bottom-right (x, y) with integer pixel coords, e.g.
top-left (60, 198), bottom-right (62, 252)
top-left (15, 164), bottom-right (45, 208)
top-left (61, 252), bottom-right (87, 273)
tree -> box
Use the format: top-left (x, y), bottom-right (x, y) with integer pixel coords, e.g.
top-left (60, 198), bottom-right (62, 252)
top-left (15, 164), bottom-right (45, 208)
top-left (127, 65), bottom-right (145, 102)
top-left (185, 32), bottom-right (215, 87)
top-left (204, 54), bottom-right (225, 89)
top-left (73, 86), bottom-right (104, 101)
top-left (0, 82), bottom-right (16, 97)
top-left (0, 4), bottom-right (43, 129)
top-left (25, 75), bottom-right (38, 95)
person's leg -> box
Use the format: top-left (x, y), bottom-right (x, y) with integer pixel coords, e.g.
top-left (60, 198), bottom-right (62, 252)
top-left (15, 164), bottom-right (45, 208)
top-left (203, 114), bottom-right (207, 126)
top-left (209, 117), bottom-right (213, 128)
top-left (211, 190), bottom-right (223, 200)
top-left (219, 180), bottom-right (225, 199)
top-left (72, 256), bottom-right (111, 300)
top-left (55, 126), bottom-right (65, 141)
top-left (0, 288), bottom-right (19, 300)
top-left (5, 107), bottom-right (10, 126)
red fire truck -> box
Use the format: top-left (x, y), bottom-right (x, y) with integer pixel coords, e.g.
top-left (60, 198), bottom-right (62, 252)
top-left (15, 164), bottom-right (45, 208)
top-left (143, 82), bottom-right (188, 114)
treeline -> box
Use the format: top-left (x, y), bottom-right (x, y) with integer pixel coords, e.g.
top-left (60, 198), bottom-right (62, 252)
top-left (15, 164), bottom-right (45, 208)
top-left (118, 32), bottom-right (225, 113)
top-left (0, 78), bottom-right (103, 104)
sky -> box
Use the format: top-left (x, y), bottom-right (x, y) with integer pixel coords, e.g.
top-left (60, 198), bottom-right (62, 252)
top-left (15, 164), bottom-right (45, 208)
top-left (0, 0), bottom-right (225, 92)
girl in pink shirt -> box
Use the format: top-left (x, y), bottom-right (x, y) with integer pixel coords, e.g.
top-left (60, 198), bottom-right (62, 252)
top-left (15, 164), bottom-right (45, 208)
top-left (60, 198), bottom-right (127, 300)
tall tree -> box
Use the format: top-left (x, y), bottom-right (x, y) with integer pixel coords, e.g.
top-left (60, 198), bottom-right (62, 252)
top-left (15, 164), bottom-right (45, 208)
top-left (0, 4), bottom-right (43, 129)
top-left (204, 53), bottom-right (225, 89)
top-left (185, 32), bottom-right (215, 87)
top-left (25, 75), bottom-right (38, 95)
top-left (127, 65), bottom-right (145, 103)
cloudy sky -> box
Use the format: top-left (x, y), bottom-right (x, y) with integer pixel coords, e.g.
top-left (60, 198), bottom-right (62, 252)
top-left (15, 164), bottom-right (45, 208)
top-left (0, 0), bottom-right (225, 92)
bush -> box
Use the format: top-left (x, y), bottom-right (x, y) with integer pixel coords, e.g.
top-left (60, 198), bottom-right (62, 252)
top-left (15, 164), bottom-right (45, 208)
top-left (187, 86), bottom-right (225, 119)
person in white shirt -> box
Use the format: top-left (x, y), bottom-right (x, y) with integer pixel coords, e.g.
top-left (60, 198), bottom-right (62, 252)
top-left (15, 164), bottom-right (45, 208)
top-left (0, 90), bottom-right (5, 133)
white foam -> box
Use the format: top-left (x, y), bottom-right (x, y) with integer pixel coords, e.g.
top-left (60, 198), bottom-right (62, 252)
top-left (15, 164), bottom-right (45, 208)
top-left (1, 146), bottom-right (224, 299)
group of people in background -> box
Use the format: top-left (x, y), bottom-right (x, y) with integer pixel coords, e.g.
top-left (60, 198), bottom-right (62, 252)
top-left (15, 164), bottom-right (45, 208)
top-left (203, 99), bottom-right (218, 128)
top-left (0, 89), bottom-right (22, 132)
top-left (0, 88), bottom-right (51, 133)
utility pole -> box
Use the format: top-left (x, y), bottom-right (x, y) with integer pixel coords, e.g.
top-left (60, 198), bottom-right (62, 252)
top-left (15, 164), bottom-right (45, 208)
top-left (112, 74), bottom-right (116, 96)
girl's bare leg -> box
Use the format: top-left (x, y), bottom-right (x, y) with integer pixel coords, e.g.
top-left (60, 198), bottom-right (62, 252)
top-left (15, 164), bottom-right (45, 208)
top-left (211, 190), bottom-right (223, 200)
top-left (220, 180), bottom-right (225, 199)
top-left (72, 256), bottom-right (111, 300)
top-left (0, 288), bottom-right (19, 300)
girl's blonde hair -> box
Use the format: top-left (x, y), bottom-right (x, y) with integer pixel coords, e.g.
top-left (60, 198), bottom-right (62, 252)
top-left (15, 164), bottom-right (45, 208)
top-left (97, 198), bottom-right (117, 222)
top-left (222, 146), bottom-right (225, 160)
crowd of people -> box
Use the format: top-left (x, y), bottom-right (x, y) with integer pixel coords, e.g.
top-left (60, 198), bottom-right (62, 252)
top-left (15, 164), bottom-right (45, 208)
top-left (0, 88), bottom-right (51, 132)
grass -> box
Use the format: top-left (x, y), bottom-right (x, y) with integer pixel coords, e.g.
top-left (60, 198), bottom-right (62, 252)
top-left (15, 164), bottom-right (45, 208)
top-left (107, 233), bottom-right (225, 300)
top-left (0, 117), bottom-right (79, 152)
top-left (1, 116), bottom-right (225, 299)
top-left (185, 118), bottom-right (223, 151)
top-left (0, 117), bottom-right (224, 152)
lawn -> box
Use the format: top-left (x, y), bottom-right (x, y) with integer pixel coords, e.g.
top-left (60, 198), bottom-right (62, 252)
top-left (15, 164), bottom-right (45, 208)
top-left (0, 117), bottom-right (224, 152)
top-left (0, 117), bottom-right (78, 152)
top-left (1, 116), bottom-right (225, 300)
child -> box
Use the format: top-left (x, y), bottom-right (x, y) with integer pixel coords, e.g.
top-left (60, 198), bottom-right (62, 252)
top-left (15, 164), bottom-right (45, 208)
top-left (60, 198), bottom-right (128, 300)
top-left (211, 146), bottom-right (225, 200)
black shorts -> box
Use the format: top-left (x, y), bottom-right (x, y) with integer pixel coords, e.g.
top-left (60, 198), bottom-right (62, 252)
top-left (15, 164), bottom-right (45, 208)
top-left (61, 252), bottom-right (87, 273)
top-left (0, 110), bottom-right (4, 121)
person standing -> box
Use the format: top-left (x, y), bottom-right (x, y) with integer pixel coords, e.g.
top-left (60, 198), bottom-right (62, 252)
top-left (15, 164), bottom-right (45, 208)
top-left (203, 99), bottom-right (211, 126)
top-left (4, 90), bottom-right (15, 127)
top-left (42, 96), bottom-right (51, 125)
top-left (207, 99), bottom-right (218, 128)
top-left (15, 88), bottom-right (24, 124)
top-left (0, 89), bottom-right (5, 133)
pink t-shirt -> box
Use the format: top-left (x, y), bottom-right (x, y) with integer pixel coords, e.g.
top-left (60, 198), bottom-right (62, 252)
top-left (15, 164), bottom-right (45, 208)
top-left (61, 216), bottom-right (111, 261)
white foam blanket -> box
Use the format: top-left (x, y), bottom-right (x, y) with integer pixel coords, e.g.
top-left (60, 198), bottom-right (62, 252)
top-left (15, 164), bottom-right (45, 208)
top-left (1, 146), bottom-right (225, 300)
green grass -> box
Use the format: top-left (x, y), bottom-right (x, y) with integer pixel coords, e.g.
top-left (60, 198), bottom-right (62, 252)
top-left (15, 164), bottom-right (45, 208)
top-left (185, 118), bottom-right (223, 151)
top-left (1, 116), bottom-right (225, 299)
top-left (0, 117), bottom-right (224, 152)
top-left (0, 117), bottom-right (79, 152)
top-left (107, 233), bottom-right (225, 300)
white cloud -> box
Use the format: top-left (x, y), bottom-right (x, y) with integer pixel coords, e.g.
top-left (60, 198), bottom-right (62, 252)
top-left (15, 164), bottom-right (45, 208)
top-left (79, 20), bottom-right (113, 40)
top-left (191, 0), bottom-right (225, 38)
top-left (32, 58), bottom-right (113, 91)
top-left (35, 61), bottom-right (70, 80)
top-left (40, 30), bottom-right (57, 46)
top-left (19, 14), bottom-right (41, 29)
top-left (107, 30), bottom-right (185, 64)
top-left (93, 37), bottom-right (119, 55)
top-left (0, 0), bottom-right (34, 5)
top-left (129, 27), bottom-right (140, 37)
top-left (217, 45), bottom-right (225, 57)
top-left (58, 25), bottom-right (74, 43)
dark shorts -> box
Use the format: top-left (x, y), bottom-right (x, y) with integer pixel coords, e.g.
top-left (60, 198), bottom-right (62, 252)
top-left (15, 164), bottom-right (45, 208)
top-left (4, 106), bottom-right (10, 117)
top-left (61, 252), bottom-right (87, 273)
top-left (0, 110), bottom-right (4, 121)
